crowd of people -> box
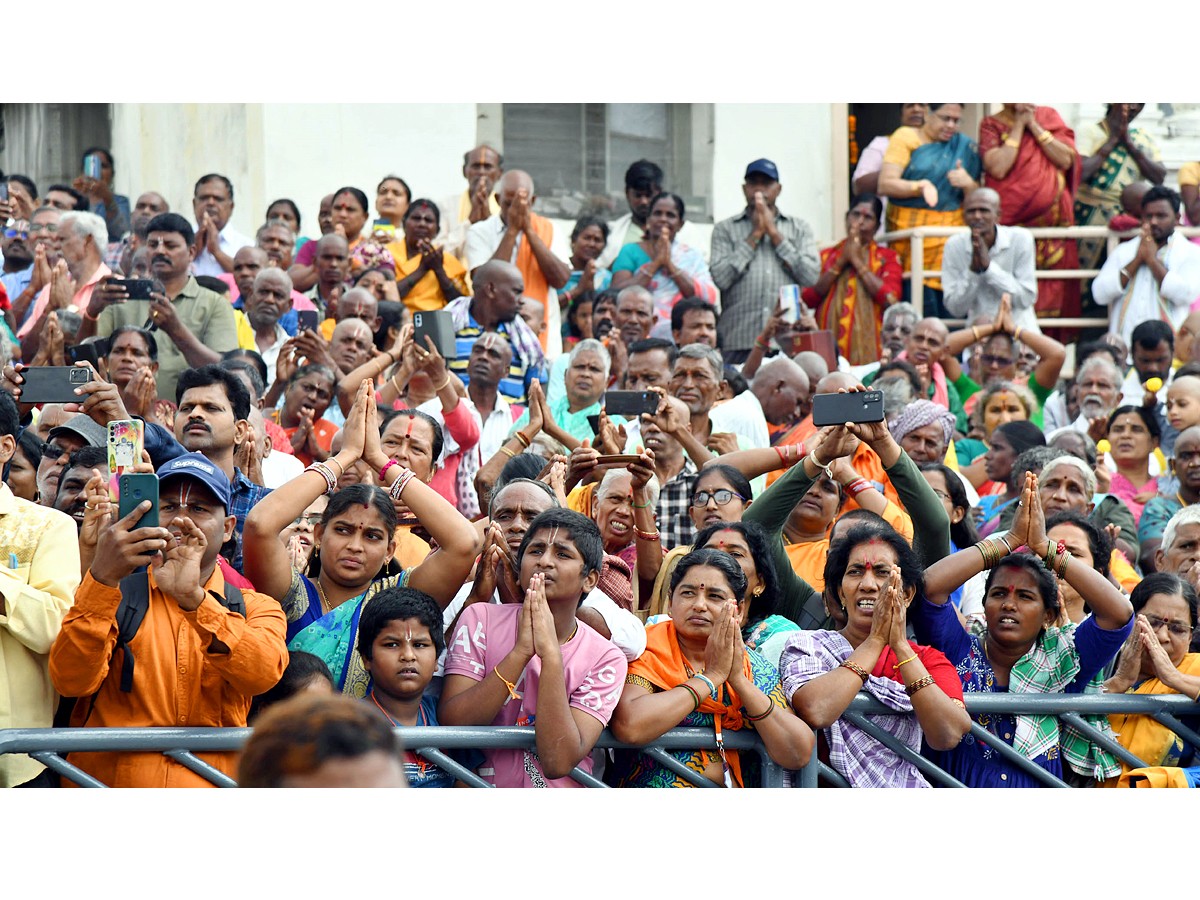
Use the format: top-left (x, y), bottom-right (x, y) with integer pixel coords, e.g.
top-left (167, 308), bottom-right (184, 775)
top-left (0, 102), bottom-right (1198, 789)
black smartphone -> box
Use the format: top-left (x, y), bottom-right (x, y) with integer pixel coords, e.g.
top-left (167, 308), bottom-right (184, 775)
top-left (19, 366), bottom-right (91, 404)
top-left (413, 310), bottom-right (457, 360)
top-left (297, 310), bottom-right (320, 333)
top-left (120, 278), bottom-right (155, 300)
top-left (67, 343), bottom-right (103, 369)
top-left (604, 390), bottom-right (659, 417)
top-left (0, 183), bottom-right (8, 202)
top-left (812, 391), bottom-right (885, 427)
top-left (118, 473), bottom-right (159, 530)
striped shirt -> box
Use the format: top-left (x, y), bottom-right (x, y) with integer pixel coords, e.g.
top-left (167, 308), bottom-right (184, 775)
top-left (444, 296), bottom-right (546, 404)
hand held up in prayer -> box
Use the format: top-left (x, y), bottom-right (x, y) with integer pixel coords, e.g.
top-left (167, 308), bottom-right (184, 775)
top-left (155, 515), bottom-right (207, 611)
top-left (702, 599), bottom-right (737, 688)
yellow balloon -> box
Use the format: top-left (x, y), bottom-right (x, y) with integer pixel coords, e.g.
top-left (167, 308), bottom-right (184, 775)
top-left (1145, 377), bottom-right (1164, 393)
top-left (1097, 439), bottom-right (1111, 454)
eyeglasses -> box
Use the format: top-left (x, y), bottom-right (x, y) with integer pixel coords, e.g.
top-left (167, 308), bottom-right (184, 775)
top-left (3, 228), bottom-right (28, 239)
top-left (40, 443), bottom-right (70, 460)
top-left (930, 488), bottom-right (952, 502)
top-left (982, 354), bottom-right (1014, 367)
top-left (691, 489), bottom-right (745, 508)
top-left (1143, 614), bottom-right (1195, 637)
top-left (29, 223), bottom-right (59, 234)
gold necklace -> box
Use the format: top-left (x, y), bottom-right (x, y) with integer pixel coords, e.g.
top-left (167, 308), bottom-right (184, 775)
top-left (317, 579), bottom-right (333, 615)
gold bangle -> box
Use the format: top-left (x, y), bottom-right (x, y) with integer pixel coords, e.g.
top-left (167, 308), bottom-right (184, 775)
top-left (1037, 131), bottom-right (1054, 145)
top-left (1013, 326), bottom-right (1023, 344)
top-left (513, 431), bottom-right (531, 449)
top-left (970, 326), bottom-right (980, 343)
top-left (1004, 138), bottom-right (1020, 149)
top-left (499, 447), bottom-right (516, 459)
top-left (390, 373), bottom-right (403, 393)
top-left (905, 674), bottom-right (936, 696)
top-left (434, 373), bottom-right (453, 392)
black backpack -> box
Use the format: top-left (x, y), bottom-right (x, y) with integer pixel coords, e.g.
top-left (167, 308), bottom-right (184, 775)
top-left (112, 568), bottom-right (245, 693)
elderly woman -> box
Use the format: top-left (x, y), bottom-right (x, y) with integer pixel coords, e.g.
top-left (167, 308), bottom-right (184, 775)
top-left (915, 471), bottom-right (1134, 787)
top-left (591, 460), bottom-right (662, 600)
top-left (980, 104), bottom-right (1081, 331)
top-left (801, 193), bottom-right (902, 365)
top-left (273, 364), bottom-right (339, 466)
top-left (393, 199), bottom-right (467, 313)
top-left (610, 192), bottom-right (718, 329)
top-left (513, 339), bottom-right (622, 444)
top-left (1074, 104), bottom-right (1166, 270)
top-left (609, 548), bottom-right (814, 787)
top-left (1102, 573), bottom-right (1200, 785)
top-left (877, 103), bottom-right (982, 316)
top-left (781, 522), bottom-right (971, 787)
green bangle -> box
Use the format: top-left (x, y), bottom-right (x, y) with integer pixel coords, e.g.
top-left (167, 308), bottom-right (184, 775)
top-left (632, 499), bottom-right (652, 508)
top-left (680, 682), bottom-right (702, 711)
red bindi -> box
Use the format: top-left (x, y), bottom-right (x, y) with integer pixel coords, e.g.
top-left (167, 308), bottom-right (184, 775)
top-left (404, 416), bottom-right (414, 438)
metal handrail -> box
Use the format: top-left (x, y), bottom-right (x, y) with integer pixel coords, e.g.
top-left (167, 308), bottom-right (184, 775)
top-left (823, 223), bottom-right (1200, 330)
top-left (3, 692), bottom-right (1197, 788)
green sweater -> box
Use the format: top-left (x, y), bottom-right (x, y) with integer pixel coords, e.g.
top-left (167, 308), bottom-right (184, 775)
top-left (743, 449), bottom-right (951, 630)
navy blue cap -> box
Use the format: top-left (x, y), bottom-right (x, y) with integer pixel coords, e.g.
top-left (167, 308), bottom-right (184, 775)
top-left (745, 158), bottom-right (780, 181)
top-left (156, 452), bottom-right (231, 509)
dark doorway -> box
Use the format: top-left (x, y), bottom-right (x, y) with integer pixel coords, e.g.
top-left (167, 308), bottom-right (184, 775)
top-left (0, 104), bottom-right (112, 195)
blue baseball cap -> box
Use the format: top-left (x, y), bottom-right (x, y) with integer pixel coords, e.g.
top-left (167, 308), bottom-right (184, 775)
top-left (745, 158), bottom-right (780, 181)
top-left (156, 452), bottom-right (231, 510)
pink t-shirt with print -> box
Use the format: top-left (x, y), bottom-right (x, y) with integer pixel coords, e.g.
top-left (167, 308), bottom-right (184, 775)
top-left (443, 603), bottom-right (627, 788)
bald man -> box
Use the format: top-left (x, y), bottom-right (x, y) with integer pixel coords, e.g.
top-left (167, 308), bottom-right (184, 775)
top-left (942, 186), bottom-right (1038, 329)
top-left (465, 169), bottom-right (571, 359)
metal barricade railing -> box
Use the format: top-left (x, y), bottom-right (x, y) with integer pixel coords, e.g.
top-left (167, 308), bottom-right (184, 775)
top-left (3, 692), bottom-right (1196, 787)
top-left (0, 725), bottom-right (790, 789)
top-left (823, 224), bottom-right (1200, 330)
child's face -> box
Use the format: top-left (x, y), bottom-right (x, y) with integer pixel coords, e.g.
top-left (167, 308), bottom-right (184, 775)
top-left (365, 618), bottom-right (438, 701)
top-left (519, 525), bottom-right (598, 605)
top-left (1167, 378), bottom-right (1200, 432)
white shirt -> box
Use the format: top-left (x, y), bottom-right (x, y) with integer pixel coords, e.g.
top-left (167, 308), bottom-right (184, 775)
top-left (465, 214), bottom-right (569, 361)
top-left (437, 191), bottom-right (500, 263)
top-left (254, 323), bottom-right (291, 390)
top-left (941, 225), bottom-right (1039, 331)
top-left (471, 394), bottom-right (514, 464)
top-left (1093, 231), bottom-right (1200, 349)
top-left (261, 447), bottom-right (305, 489)
top-left (710, 390), bottom-right (770, 450)
top-left (193, 224), bottom-right (253, 278)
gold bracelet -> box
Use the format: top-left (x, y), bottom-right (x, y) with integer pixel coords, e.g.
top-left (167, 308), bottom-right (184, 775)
top-left (970, 325), bottom-right (980, 342)
top-left (1013, 326), bottom-right (1023, 344)
top-left (905, 674), bottom-right (936, 696)
top-left (1037, 131), bottom-right (1053, 145)
top-left (499, 447), bottom-right (516, 459)
top-left (1004, 138), bottom-right (1020, 149)
top-left (434, 373), bottom-right (453, 392)
top-left (896, 654), bottom-right (919, 669)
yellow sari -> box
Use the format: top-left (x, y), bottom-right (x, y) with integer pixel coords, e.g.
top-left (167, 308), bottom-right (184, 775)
top-left (1101, 653), bottom-right (1200, 787)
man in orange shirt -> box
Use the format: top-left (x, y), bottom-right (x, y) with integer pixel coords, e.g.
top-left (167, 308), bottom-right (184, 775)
top-left (49, 452), bottom-right (287, 787)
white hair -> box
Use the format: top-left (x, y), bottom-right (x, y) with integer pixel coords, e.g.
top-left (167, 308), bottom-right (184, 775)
top-left (1041, 454), bottom-right (1096, 496)
top-left (569, 338), bottom-right (611, 381)
top-left (883, 301), bottom-right (918, 326)
top-left (254, 266), bottom-right (294, 295)
top-left (1162, 505), bottom-right (1200, 552)
top-left (595, 466), bottom-right (660, 512)
top-left (1077, 355), bottom-right (1122, 390)
top-left (59, 211), bottom-right (108, 251)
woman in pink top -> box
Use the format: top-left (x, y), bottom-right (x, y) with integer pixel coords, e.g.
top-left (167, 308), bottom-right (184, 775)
top-left (1104, 405), bottom-right (1160, 525)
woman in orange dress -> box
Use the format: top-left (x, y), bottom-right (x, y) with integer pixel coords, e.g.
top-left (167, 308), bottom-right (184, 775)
top-left (802, 193), bottom-right (902, 365)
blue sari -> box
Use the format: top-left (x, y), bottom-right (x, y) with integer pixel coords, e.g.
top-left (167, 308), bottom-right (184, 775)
top-left (284, 569), bottom-right (411, 696)
top-left (889, 131), bottom-right (982, 213)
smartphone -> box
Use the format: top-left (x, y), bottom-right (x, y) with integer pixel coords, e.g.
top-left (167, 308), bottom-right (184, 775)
top-left (118, 473), bottom-right (159, 530)
top-left (812, 391), bottom-right (885, 427)
top-left (413, 310), bottom-right (457, 360)
top-left (594, 454), bottom-right (642, 466)
top-left (120, 278), bottom-right (155, 300)
top-left (83, 154), bottom-right (103, 181)
top-left (19, 366), bottom-right (91, 404)
top-left (108, 420), bottom-right (145, 502)
top-left (372, 218), bottom-right (396, 238)
top-left (0, 183), bottom-right (8, 202)
top-left (779, 284), bottom-right (801, 325)
top-left (296, 310), bottom-right (321, 333)
top-left (604, 390), bottom-right (659, 417)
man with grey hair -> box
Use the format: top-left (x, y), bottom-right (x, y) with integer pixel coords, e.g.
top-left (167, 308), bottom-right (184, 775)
top-left (880, 301), bottom-right (918, 362)
top-left (1072, 354), bottom-right (1124, 436)
top-left (1155, 505), bottom-right (1200, 577)
top-left (670, 343), bottom-right (753, 453)
top-left (243, 268), bottom-right (295, 383)
top-left (942, 187), bottom-right (1038, 329)
top-left (465, 169), bottom-right (571, 360)
top-left (19, 210), bottom-right (111, 359)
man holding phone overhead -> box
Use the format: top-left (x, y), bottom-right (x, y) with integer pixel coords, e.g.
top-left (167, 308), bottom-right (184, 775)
top-left (49, 452), bottom-right (288, 787)
top-left (76, 212), bottom-right (238, 401)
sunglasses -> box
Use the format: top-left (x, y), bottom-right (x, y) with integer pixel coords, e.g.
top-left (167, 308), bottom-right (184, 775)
top-left (40, 443), bottom-right (71, 461)
top-left (3, 227), bottom-right (28, 239)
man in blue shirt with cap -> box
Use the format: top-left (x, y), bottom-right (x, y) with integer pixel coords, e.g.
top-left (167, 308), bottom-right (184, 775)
top-left (709, 158), bottom-right (820, 363)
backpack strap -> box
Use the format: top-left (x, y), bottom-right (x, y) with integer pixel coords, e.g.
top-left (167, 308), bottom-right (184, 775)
top-left (217, 584), bottom-right (245, 618)
top-left (114, 569), bottom-right (152, 693)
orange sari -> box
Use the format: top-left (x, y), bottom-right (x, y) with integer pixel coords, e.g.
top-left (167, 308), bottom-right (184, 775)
top-left (803, 242), bottom-right (902, 365)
